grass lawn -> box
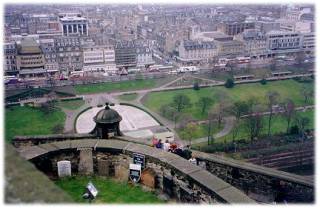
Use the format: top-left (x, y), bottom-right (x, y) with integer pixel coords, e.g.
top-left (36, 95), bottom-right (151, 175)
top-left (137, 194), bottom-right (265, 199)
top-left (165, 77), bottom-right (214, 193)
top-left (176, 122), bottom-right (222, 141)
top-left (55, 176), bottom-right (164, 204)
top-left (57, 99), bottom-right (85, 110)
top-left (215, 109), bottom-right (314, 143)
top-left (142, 79), bottom-right (314, 121)
top-left (5, 106), bottom-right (66, 142)
top-left (118, 93), bottom-right (138, 101)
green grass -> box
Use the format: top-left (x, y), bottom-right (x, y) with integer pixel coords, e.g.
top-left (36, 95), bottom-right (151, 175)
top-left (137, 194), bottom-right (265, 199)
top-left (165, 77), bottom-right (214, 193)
top-left (216, 109), bottom-right (314, 143)
top-left (57, 99), bottom-right (85, 110)
top-left (55, 176), bottom-right (164, 204)
top-left (74, 79), bottom-right (157, 94)
top-left (5, 106), bottom-right (66, 142)
top-left (176, 123), bottom-right (222, 141)
top-left (143, 79), bottom-right (314, 121)
top-left (118, 93), bottom-right (138, 101)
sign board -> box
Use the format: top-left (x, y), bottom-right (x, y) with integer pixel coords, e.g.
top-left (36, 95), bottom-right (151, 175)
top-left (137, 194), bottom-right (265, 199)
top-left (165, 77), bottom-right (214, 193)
top-left (129, 163), bottom-right (141, 183)
top-left (133, 153), bottom-right (145, 170)
top-left (57, 160), bottom-right (71, 177)
top-left (86, 182), bottom-right (98, 198)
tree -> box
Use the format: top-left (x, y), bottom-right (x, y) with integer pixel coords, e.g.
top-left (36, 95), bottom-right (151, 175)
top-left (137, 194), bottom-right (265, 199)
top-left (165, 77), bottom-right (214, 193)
top-left (51, 124), bottom-right (64, 134)
top-left (171, 94), bottom-right (192, 112)
top-left (225, 78), bottom-right (235, 88)
top-left (300, 86), bottom-right (313, 105)
top-left (244, 108), bottom-right (264, 141)
top-left (266, 91), bottom-right (280, 136)
top-left (229, 101), bottom-right (249, 141)
top-left (193, 82), bottom-right (200, 90)
top-left (281, 99), bottom-right (295, 134)
top-left (180, 122), bottom-right (198, 146)
top-left (207, 110), bottom-right (218, 145)
top-left (212, 91), bottom-right (231, 128)
top-left (260, 78), bottom-right (267, 85)
top-left (177, 114), bottom-right (194, 130)
top-left (295, 114), bottom-right (310, 139)
top-left (197, 97), bottom-right (214, 115)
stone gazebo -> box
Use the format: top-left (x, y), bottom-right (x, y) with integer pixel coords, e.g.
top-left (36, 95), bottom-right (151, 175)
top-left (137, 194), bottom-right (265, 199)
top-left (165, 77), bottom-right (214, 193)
top-left (92, 103), bottom-right (122, 139)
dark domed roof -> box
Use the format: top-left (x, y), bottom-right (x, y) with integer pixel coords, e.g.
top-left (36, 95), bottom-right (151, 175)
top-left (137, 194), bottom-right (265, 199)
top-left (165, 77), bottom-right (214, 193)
top-left (93, 103), bottom-right (122, 124)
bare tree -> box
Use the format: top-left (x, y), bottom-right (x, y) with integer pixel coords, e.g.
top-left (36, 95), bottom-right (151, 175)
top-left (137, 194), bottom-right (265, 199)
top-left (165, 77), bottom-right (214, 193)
top-left (295, 114), bottom-right (310, 138)
top-left (212, 91), bottom-right (231, 128)
top-left (243, 97), bottom-right (264, 141)
top-left (281, 99), bottom-right (296, 134)
top-left (197, 96), bottom-right (214, 115)
top-left (180, 122), bottom-right (198, 146)
top-left (229, 101), bottom-right (249, 141)
top-left (266, 91), bottom-right (280, 136)
top-left (171, 94), bottom-right (192, 112)
top-left (300, 85), bottom-right (313, 105)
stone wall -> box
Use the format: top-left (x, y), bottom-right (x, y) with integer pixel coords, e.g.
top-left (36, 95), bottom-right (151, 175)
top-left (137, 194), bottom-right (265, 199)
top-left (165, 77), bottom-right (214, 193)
top-left (193, 151), bottom-right (314, 203)
top-left (18, 139), bottom-right (254, 204)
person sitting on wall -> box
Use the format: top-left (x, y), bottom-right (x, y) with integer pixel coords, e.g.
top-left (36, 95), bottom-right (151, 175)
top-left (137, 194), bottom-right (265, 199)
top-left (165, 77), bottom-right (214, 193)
top-left (182, 145), bottom-right (192, 160)
top-left (155, 139), bottom-right (163, 149)
top-left (151, 137), bottom-right (158, 147)
top-left (169, 143), bottom-right (177, 153)
top-left (163, 140), bottom-right (171, 151)
top-left (188, 154), bottom-right (197, 165)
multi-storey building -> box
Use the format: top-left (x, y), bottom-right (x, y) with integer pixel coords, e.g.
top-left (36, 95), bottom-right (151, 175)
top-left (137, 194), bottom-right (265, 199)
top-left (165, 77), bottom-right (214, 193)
top-left (215, 39), bottom-right (246, 57)
top-left (55, 37), bottom-right (83, 74)
top-left (302, 32), bottom-right (315, 54)
top-left (136, 47), bottom-right (154, 67)
top-left (82, 44), bottom-right (117, 74)
top-left (16, 37), bottom-right (46, 78)
top-left (4, 42), bottom-right (18, 76)
top-left (218, 21), bottom-right (255, 36)
top-left (235, 29), bottom-right (268, 58)
top-left (177, 40), bottom-right (217, 62)
top-left (59, 13), bottom-right (88, 37)
top-left (255, 21), bottom-right (280, 33)
top-left (266, 30), bottom-right (303, 54)
top-left (39, 39), bottom-right (59, 75)
top-left (115, 41), bottom-right (137, 68)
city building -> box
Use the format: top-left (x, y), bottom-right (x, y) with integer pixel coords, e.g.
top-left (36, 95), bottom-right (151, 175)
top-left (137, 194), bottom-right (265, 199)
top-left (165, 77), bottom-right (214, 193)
top-left (16, 36), bottom-right (46, 78)
top-left (177, 40), bottom-right (217, 63)
top-left (82, 44), bottom-right (117, 74)
top-left (39, 39), bottom-right (59, 76)
top-left (4, 42), bottom-right (18, 76)
top-left (235, 29), bottom-right (268, 58)
top-left (54, 37), bottom-right (83, 74)
top-left (215, 39), bottom-right (246, 57)
top-left (255, 21), bottom-right (280, 33)
top-left (302, 32), bottom-right (315, 54)
top-left (59, 13), bottom-right (88, 36)
top-left (136, 47), bottom-right (154, 67)
top-left (218, 21), bottom-right (255, 36)
top-left (115, 41), bottom-right (137, 68)
top-left (266, 30), bottom-right (303, 54)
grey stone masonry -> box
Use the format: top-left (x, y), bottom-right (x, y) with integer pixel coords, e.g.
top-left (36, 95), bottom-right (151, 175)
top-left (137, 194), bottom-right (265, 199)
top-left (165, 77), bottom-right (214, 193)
top-left (18, 139), bottom-right (255, 204)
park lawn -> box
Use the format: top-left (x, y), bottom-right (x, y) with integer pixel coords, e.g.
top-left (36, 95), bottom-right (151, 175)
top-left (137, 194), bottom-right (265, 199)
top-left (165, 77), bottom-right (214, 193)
top-left (74, 79), bottom-right (157, 94)
top-left (55, 176), bottom-right (164, 204)
top-left (5, 106), bottom-right (66, 142)
top-left (118, 93), bottom-right (138, 101)
top-left (215, 109), bottom-right (314, 143)
top-left (57, 99), bottom-right (85, 110)
top-left (143, 79), bottom-right (314, 121)
top-left (176, 122), bottom-right (222, 141)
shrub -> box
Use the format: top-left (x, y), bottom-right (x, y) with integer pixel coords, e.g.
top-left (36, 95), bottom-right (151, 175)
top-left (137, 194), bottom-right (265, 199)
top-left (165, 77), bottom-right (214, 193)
top-left (224, 78), bottom-right (235, 88)
top-left (193, 82), bottom-right (200, 90)
top-left (260, 78), bottom-right (267, 85)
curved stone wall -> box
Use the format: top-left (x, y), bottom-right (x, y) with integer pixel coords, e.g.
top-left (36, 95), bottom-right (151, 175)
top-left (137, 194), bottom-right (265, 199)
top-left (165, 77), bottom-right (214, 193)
top-left (193, 151), bottom-right (314, 203)
top-left (17, 139), bottom-right (254, 204)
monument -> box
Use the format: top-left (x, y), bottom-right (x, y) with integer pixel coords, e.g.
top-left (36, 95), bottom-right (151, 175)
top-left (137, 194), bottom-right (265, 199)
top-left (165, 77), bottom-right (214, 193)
top-left (57, 160), bottom-right (71, 177)
top-left (92, 103), bottom-right (122, 139)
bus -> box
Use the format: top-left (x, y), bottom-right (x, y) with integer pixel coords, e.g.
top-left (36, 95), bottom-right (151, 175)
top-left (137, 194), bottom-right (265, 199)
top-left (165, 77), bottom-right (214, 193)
top-left (4, 76), bottom-right (21, 85)
top-left (70, 71), bottom-right (84, 78)
top-left (236, 56), bottom-right (250, 64)
top-left (177, 66), bottom-right (199, 73)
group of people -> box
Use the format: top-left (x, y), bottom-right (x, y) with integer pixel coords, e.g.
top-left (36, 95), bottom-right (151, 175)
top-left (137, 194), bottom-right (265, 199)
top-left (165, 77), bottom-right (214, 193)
top-left (151, 138), bottom-right (197, 165)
